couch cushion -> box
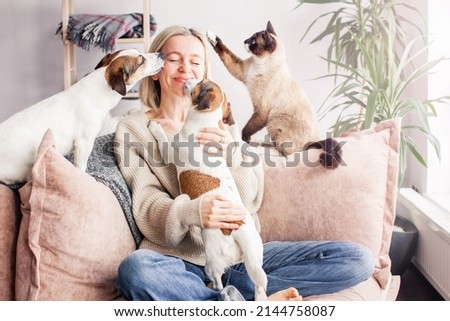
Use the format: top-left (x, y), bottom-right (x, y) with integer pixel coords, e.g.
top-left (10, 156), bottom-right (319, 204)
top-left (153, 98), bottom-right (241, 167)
top-left (304, 277), bottom-right (384, 301)
top-left (0, 184), bottom-right (21, 300)
top-left (258, 118), bottom-right (400, 289)
top-left (15, 129), bottom-right (135, 300)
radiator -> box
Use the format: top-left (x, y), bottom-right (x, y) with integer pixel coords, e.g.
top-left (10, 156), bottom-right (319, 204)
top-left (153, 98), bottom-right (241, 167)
top-left (397, 188), bottom-right (450, 300)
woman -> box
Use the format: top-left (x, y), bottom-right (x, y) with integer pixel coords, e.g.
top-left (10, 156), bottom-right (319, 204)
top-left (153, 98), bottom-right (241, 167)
top-left (114, 26), bottom-right (374, 301)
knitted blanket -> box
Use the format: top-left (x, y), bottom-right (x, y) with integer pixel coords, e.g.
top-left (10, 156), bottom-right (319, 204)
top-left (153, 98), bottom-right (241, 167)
top-left (76, 133), bottom-right (143, 246)
top-left (56, 13), bottom-right (157, 53)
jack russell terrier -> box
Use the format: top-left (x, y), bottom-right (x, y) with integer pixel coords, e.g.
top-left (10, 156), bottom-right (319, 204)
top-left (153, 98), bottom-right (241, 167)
top-left (148, 78), bottom-right (268, 301)
top-left (0, 49), bottom-right (164, 185)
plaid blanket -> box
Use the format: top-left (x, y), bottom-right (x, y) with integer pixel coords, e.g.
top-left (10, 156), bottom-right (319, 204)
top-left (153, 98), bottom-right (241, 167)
top-left (56, 13), bottom-right (157, 53)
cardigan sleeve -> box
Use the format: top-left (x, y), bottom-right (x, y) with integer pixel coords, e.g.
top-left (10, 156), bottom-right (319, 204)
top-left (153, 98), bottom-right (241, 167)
top-left (114, 113), bottom-right (203, 248)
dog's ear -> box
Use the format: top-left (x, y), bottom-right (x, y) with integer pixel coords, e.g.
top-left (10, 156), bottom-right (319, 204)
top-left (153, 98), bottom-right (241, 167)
top-left (222, 96), bottom-right (235, 125)
top-left (108, 69), bottom-right (127, 96)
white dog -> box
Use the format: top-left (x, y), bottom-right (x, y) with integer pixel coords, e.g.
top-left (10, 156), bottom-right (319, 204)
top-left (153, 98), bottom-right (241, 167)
top-left (148, 78), bottom-right (268, 300)
top-left (0, 49), bottom-right (164, 185)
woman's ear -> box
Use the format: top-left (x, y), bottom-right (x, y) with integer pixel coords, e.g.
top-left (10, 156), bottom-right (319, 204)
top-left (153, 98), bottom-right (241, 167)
top-left (152, 75), bottom-right (159, 81)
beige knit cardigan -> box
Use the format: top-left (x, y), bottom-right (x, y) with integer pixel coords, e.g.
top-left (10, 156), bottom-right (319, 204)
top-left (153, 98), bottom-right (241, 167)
top-left (114, 110), bottom-right (265, 266)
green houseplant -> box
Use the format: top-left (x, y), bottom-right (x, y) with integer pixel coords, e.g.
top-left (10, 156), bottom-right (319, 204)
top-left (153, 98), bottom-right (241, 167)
top-left (295, 0), bottom-right (450, 276)
top-left (295, 0), bottom-right (448, 184)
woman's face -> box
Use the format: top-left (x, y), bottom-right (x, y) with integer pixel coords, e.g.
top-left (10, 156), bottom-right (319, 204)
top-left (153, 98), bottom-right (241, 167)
top-left (158, 35), bottom-right (206, 98)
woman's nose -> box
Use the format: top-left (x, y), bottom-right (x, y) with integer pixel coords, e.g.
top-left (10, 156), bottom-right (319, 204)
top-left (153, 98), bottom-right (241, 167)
top-left (178, 60), bottom-right (191, 73)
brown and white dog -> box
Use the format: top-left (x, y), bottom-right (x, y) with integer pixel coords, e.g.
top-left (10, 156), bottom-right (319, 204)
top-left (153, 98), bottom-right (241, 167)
top-left (148, 79), bottom-right (268, 300)
top-left (0, 49), bottom-right (164, 185)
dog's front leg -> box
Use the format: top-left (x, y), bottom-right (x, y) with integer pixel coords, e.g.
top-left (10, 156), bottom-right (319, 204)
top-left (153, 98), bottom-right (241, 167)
top-left (148, 121), bottom-right (175, 164)
top-left (73, 139), bottom-right (95, 171)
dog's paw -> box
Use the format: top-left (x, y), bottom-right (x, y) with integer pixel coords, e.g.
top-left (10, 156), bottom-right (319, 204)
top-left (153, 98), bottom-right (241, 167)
top-left (148, 120), bottom-right (165, 140)
top-left (206, 31), bottom-right (218, 46)
top-left (148, 120), bottom-right (162, 131)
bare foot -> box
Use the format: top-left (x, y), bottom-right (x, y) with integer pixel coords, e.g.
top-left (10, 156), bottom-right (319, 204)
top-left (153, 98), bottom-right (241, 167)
top-left (268, 287), bottom-right (302, 301)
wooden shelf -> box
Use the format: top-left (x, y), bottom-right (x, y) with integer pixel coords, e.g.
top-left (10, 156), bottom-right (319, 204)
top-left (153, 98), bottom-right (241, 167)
top-left (116, 38), bottom-right (147, 44)
top-left (61, 0), bottom-right (152, 100)
top-left (122, 92), bottom-right (140, 100)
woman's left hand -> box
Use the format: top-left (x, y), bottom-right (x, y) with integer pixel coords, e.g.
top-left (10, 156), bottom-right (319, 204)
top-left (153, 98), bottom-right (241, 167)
top-left (197, 120), bottom-right (234, 159)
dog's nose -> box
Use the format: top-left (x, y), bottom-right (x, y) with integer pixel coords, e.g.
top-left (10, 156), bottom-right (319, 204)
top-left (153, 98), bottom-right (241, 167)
top-left (155, 52), bottom-right (165, 67)
top-left (184, 78), bottom-right (201, 95)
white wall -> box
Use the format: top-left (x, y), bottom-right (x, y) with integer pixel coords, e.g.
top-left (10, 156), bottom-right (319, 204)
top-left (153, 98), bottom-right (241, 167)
top-left (0, 0), bottom-right (337, 139)
top-left (0, 0), bottom-right (150, 121)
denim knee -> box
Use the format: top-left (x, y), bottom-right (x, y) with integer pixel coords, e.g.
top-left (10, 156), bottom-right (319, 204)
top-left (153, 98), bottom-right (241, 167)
top-left (117, 252), bottom-right (137, 281)
top-left (116, 250), bottom-right (151, 295)
top-left (348, 242), bottom-right (375, 281)
top-left (358, 244), bottom-right (376, 278)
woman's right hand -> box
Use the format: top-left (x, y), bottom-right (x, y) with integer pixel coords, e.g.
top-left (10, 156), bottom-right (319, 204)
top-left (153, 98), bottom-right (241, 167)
top-left (200, 194), bottom-right (246, 230)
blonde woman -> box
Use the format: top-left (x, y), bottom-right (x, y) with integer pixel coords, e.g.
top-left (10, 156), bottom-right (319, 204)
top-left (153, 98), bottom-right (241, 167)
top-left (114, 26), bottom-right (374, 301)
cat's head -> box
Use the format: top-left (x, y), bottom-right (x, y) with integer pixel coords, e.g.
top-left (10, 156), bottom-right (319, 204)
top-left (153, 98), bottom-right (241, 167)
top-left (244, 21), bottom-right (278, 57)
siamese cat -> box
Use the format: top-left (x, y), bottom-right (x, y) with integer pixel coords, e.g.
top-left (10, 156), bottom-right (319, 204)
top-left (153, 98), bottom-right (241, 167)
top-left (207, 21), bottom-right (341, 168)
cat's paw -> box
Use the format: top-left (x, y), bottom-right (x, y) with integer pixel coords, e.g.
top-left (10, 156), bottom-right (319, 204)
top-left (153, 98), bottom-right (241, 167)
top-left (206, 31), bottom-right (218, 46)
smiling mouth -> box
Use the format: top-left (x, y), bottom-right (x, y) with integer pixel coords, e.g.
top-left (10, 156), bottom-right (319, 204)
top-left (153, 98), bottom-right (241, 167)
top-left (174, 77), bottom-right (188, 83)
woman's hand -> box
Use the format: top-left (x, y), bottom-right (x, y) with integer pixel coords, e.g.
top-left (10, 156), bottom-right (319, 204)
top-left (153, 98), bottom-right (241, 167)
top-left (200, 194), bottom-right (246, 230)
top-left (197, 120), bottom-right (234, 159)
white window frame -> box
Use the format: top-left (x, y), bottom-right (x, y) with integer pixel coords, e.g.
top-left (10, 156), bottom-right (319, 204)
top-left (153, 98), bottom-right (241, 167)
top-left (424, 0), bottom-right (450, 210)
top-left (403, 0), bottom-right (450, 213)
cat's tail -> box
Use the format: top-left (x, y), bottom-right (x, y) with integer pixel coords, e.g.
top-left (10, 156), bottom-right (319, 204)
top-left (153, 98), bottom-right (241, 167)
top-left (306, 138), bottom-right (343, 169)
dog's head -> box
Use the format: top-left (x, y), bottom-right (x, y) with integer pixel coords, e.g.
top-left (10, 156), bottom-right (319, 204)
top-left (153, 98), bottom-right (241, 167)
top-left (95, 49), bottom-right (165, 96)
top-left (184, 79), bottom-right (234, 125)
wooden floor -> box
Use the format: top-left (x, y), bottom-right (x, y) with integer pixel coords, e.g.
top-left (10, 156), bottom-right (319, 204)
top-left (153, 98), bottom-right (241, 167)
top-left (396, 263), bottom-right (444, 301)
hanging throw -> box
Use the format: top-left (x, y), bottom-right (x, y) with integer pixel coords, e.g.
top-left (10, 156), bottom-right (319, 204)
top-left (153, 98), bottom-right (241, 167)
top-left (56, 13), bottom-right (157, 53)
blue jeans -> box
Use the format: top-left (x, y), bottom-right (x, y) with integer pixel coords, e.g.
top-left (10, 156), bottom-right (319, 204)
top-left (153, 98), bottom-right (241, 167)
top-left (116, 241), bottom-right (374, 300)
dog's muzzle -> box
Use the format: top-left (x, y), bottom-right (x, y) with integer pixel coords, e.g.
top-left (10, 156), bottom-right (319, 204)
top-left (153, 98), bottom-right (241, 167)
top-left (184, 78), bottom-right (202, 96)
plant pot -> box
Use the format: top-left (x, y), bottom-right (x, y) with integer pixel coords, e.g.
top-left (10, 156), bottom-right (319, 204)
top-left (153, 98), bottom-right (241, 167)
top-left (389, 216), bottom-right (419, 276)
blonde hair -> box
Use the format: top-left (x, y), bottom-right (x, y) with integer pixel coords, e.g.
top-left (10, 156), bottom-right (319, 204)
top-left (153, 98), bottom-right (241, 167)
top-left (139, 26), bottom-right (210, 112)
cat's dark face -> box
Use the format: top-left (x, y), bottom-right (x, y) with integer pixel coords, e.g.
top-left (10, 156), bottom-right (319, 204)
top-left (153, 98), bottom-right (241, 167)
top-left (244, 21), bottom-right (277, 57)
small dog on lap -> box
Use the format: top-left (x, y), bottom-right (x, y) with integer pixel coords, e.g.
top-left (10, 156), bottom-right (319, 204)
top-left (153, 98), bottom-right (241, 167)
top-left (148, 78), bottom-right (268, 300)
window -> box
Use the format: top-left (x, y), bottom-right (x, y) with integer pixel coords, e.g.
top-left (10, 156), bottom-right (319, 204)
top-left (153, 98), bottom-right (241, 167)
top-left (407, 0), bottom-right (450, 211)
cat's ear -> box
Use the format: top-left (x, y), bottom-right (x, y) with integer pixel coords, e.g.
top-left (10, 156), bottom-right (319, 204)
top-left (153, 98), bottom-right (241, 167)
top-left (266, 21), bottom-right (276, 35)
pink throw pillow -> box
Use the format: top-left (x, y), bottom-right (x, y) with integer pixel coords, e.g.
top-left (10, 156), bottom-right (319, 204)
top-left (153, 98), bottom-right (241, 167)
top-left (0, 185), bottom-right (21, 300)
top-left (258, 118), bottom-right (400, 289)
top-left (15, 129), bottom-right (135, 300)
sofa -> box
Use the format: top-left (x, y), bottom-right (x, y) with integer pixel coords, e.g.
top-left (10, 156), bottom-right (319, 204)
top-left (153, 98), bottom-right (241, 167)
top-left (0, 118), bottom-right (401, 301)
